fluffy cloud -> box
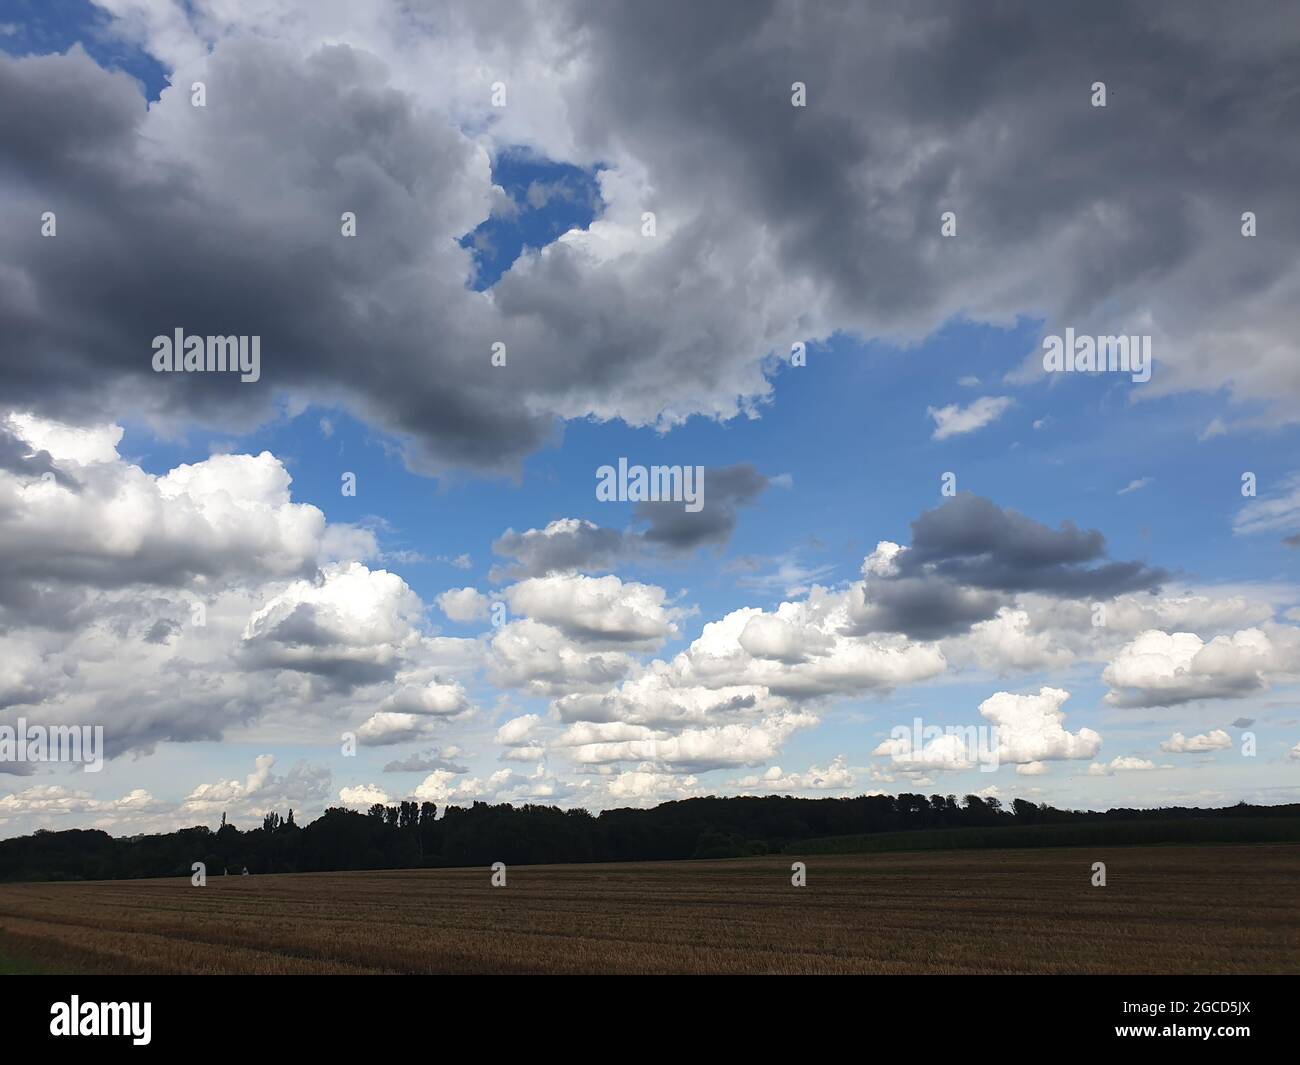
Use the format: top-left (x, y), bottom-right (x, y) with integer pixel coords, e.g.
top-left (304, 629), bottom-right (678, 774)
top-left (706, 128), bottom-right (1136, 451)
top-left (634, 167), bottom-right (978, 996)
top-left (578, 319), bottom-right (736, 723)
top-left (181, 755), bottom-right (331, 817)
top-left (0, 411), bottom-right (485, 758)
top-left (414, 767), bottom-right (514, 805)
top-left (487, 618), bottom-right (638, 696)
top-left (1103, 628), bottom-right (1297, 707)
top-left (338, 783), bottom-right (391, 809)
top-left (562, 715), bottom-right (816, 772)
top-left (528, 498), bottom-right (1179, 779)
top-left (503, 573), bottom-right (683, 648)
top-left (1160, 729), bottom-right (1233, 753)
top-left (680, 600), bottom-right (947, 699)
top-left (588, 766), bottom-right (701, 806)
top-left (738, 613), bottom-right (835, 664)
top-left (980, 687), bottom-right (1103, 765)
top-left (356, 712), bottom-right (440, 747)
top-left (2, 407), bottom-right (1284, 806)
top-left (872, 686), bottom-right (1100, 777)
top-left (873, 731), bottom-right (976, 772)
top-left (1088, 757), bottom-right (1161, 776)
top-left (553, 676), bottom-right (784, 734)
top-left (437, 587), bottom-right (490, 623)
top-left (376, 679), bottom-right (472, 717)
top-left (495, 713), bottom-right (542, 746)
top-left (482, 567), bottom-right (693, 699)
top-left (0, 414), bottom-right (352, 620)
top-left (733, 755), bottom-right (855, 792)
top-left (241, 563), bottom-right (428, 690)
top-left (927, 396), bottom-right (1013, 440)
top-left (0, 784), bottom-right (162, 820)
top-left (943, 608), bottom-right (1076, 673)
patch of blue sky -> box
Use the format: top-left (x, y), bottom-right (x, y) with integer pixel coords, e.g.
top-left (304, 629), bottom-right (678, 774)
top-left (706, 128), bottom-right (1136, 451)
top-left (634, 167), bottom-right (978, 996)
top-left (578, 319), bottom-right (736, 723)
top-left (0, 0), bottom-right (170, 100)
top-left (458, 148), bottom-right (603, 290)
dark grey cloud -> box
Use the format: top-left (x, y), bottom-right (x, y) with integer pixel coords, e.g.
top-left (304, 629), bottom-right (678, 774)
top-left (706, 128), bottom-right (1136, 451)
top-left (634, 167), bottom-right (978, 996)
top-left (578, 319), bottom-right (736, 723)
top-left (853, 493), bottom-right (1167, 639)
top-left (0, 43), bottom-right (551, 472)
top-left (852, 577), bottom-right (1006, 642)
top-left (0, 578), bottom-right (93, 632)
top-left (0, 422), bottom-right (78, 490)
top-left (383, 748), bottom-right (470, 774)
top-left (558, 1), bottom-right (1300, 411)
top-left (0, 38), bottom-right (788, 475)
top-left (2, 3), bottom-right (1296, 478)
top-left (91, 675), bottom-right (264, 759)
top-left (491, 519), bottom-right (626, 581)
top-left (142, 618), bottom-right (181, 645)
top-left (635, 463), bottom-right (773, 552)
top-left (903, 493), bottom-right (1168, 597)
top-left (490, 464), bottom-right (778, 579)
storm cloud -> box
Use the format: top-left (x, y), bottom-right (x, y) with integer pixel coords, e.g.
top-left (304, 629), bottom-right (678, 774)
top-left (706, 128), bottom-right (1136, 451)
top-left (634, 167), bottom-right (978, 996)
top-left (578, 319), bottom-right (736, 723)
top-left (1, 3), bottom-right (1297, 479)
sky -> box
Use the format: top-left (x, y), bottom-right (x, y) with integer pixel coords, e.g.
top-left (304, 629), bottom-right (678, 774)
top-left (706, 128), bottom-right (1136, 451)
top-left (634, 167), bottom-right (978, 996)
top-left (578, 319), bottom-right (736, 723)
top-left (1, 0), bottom-right (1299, 838)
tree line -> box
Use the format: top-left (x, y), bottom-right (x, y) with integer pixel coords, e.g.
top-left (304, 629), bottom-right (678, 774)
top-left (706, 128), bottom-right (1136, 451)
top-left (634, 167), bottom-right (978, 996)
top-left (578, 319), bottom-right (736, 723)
top-left (1, 793), bottom-right (1296, 882)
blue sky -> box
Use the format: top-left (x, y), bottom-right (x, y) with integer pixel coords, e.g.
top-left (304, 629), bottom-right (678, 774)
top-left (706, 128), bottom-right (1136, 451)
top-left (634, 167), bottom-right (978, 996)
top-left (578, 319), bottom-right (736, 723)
top-left (2, 1), bottom-right (1299, 835)
top-left (1, 0), bottom-right (169, 97)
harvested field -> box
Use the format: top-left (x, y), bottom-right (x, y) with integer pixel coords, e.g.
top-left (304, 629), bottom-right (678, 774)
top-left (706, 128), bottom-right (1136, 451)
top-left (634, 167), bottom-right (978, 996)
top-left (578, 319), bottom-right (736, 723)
top-left (0, 845), bottom-right (1296, 975)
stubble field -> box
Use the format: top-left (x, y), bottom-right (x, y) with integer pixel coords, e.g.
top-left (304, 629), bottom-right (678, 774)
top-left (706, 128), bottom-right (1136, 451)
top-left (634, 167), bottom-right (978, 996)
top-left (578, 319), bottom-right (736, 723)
top-left (0, 844), bottom-right (1296, 975)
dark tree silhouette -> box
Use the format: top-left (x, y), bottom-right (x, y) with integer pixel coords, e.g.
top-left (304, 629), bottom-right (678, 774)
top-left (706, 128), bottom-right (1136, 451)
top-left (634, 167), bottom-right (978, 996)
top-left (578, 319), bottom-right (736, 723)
top-left (1, 796), bottom-right (1295, 883)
